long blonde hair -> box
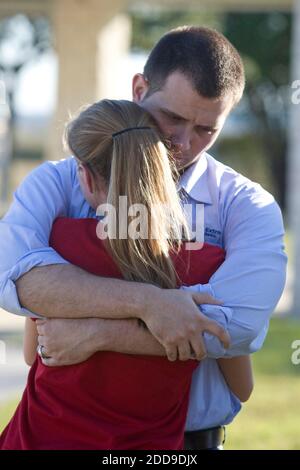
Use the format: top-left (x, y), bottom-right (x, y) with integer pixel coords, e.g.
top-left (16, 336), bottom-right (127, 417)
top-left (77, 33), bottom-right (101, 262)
top-left (65, 99), bottom-right (188, 288)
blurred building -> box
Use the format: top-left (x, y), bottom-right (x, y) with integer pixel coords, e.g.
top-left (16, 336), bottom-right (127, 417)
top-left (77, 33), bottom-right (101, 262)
top-left (0, 89), bottom-right (11, 211)
top-left (0, 0), bottom-right (294, 160)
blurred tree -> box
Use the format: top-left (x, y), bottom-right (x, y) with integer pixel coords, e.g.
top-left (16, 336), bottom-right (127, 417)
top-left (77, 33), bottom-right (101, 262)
top-left (223, 12), bottom-right (291, 211)
top-left (0, 14), bottom-right (51, 202)
top-left (130, 7), bottom-right (223, 51)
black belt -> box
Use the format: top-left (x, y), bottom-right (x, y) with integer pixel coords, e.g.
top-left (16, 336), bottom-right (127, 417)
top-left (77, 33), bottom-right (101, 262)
top-left (184, 426), bottom-right (226, 450)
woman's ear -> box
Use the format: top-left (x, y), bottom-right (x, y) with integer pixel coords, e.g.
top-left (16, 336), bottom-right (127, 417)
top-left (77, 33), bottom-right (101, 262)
top-left (78, 163), bottom-right (95, 194)
top-left (84, 166), bottom-right (95, 194)
top-left (132, 73), bottom-right (149, 103)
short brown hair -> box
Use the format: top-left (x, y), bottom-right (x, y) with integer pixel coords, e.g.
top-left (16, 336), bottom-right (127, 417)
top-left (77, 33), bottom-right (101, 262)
top-left (143, 25), bottom-right (245, 105)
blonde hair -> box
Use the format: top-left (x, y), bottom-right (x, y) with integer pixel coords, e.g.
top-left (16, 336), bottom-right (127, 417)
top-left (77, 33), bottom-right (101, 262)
top-left (65, 99), bottom-right (188, 288)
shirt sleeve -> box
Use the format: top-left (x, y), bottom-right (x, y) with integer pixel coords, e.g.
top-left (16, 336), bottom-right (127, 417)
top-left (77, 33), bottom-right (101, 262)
top-left (0, 159), bottom-right (75, 318)
top-left (181, 184), bottom-right (287, 358)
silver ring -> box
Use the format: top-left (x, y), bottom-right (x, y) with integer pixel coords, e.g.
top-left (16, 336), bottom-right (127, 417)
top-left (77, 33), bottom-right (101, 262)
top-left (37, 344), bottom-right (49, 360)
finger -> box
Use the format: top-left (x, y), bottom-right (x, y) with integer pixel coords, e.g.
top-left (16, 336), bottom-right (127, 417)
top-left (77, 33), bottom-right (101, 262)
top-left (191, 292), bottom-right (223, 306)
top-left (189, 336), bottom-right (207, 361)
top-left (36, 324), bottom-right (43, 334)
top-left (36, 323), bottom-right (45, 335)
top-left (165, 345), bottom-right (178, 362)
top-left (36, 319), bottom-right (47, 327)
top-left (177, 342), bottom-right (192, 361)
top-left (203, 320), bottom-right (231, 349)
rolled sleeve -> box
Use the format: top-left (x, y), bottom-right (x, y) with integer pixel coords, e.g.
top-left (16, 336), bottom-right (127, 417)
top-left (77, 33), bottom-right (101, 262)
top-left (0, 247), bottom-right (69, 318)
top-left (0, 159), bottom-right (75, 317)
top-left (181, 185), bottom-right (287, 358)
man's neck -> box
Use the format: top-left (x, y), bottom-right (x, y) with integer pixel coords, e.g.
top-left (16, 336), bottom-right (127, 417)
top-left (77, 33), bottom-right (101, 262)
top-left (178, 157), bottom-right (201, 176)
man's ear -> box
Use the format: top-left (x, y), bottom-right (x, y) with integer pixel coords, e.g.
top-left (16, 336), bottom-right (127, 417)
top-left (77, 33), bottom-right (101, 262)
top-left (132, 73), bottom-right (149, 103)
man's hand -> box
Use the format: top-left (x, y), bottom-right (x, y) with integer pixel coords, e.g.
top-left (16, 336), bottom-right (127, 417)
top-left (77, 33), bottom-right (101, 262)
top-left (141, 289), bottom-right (230, 362)
top-left (36, 318), bottom-right (103, 367)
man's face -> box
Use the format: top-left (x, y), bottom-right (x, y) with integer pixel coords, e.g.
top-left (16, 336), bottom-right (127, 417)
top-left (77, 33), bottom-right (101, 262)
top-left (133, 71), bottom-right (234, 170)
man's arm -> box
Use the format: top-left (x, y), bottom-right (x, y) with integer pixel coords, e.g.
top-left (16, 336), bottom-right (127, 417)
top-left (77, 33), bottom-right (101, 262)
top-left (1, 155), bottom-right (231, 361)
top-left (32, 189), bottom-right (287, 363)
top-left (18, 262), bottom-right (229, 361)
top-left (0, 159), bottom-right (75, 318)
top-left (182, 184), bottom-right (287, 358)
top-left (16, 264), bottom-right (150, 319)
top-left (0, 157), bottom-right (153, 324)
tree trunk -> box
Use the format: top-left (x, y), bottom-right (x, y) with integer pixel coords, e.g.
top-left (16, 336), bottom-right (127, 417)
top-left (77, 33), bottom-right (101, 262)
top-left (287, 0), bottom-right (300, 318)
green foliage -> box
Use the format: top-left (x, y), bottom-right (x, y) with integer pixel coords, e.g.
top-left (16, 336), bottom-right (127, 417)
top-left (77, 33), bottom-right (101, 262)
top-left (224, 12), bottom-right (291, 87)
top-left (130, 8), bottom-right (223, 51)
top-left (223, 13), bottom-right (291, 210)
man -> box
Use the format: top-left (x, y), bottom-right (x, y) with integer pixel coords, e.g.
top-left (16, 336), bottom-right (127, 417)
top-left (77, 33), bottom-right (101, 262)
top-left (0, 26), bottom-right (287, 450)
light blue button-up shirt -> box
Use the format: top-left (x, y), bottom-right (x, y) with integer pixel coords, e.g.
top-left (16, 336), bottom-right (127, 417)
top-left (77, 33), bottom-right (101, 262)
top-left (0, 153), bottom-right (287, 430)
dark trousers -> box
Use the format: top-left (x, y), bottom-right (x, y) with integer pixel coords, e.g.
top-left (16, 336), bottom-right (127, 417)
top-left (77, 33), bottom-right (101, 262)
top-left (184, 426), bottom-right (225, 450)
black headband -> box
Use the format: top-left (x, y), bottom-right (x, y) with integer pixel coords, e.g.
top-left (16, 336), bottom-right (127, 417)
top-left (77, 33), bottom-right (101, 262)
top-left (112, 126), bottom-right (152, 138)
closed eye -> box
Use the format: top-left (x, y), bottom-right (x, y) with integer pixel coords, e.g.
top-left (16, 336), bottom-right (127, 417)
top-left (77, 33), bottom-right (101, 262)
top-left (161, 109), bottom-right (185, 123)
top-left (170, 114), bottom-right (183, 122)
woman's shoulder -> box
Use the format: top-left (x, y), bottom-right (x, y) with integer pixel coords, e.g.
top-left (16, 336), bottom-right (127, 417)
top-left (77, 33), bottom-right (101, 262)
top-left (174, 242), bottom-right (225, 287)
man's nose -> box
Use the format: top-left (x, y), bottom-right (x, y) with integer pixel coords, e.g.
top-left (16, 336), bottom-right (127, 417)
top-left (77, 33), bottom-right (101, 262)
top-left (171, 130), bottom-right (191, 153)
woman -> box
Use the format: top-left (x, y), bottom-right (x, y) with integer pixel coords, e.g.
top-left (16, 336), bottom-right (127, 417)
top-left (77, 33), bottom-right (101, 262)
top-left (0, 100), bottom-right (252, 450)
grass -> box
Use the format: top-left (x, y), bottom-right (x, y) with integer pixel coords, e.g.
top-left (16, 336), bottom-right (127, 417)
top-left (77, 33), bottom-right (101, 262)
top-left (1, 317), bottom-right (300, 449)
top-left (226, 316), bottom-right (300, 450)
top-left (0, 398), bottom-right (20, 434)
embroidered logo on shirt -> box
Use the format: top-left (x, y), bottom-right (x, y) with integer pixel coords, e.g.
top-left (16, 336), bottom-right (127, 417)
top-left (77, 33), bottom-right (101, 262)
top-left (204, 227), bottom-right (222, 246)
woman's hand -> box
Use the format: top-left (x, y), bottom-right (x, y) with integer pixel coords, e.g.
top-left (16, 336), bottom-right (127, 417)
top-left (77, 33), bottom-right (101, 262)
top-left (36, 318), bottom-right (103, 366)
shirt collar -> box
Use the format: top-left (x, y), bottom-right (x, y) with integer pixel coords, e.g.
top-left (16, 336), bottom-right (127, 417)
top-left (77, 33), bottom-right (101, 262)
top-left (179, 153), bottom-right (212, 204)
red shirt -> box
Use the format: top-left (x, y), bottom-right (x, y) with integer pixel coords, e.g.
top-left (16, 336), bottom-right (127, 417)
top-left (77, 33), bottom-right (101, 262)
top-left (0, 218), bottom-right (225, 450)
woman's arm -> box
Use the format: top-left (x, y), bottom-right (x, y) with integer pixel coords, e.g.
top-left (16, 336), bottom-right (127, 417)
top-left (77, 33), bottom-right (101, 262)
top-left (217, 356), bottom-right (254, 402)
top-left (23, 318), bottom-right (38, 366)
